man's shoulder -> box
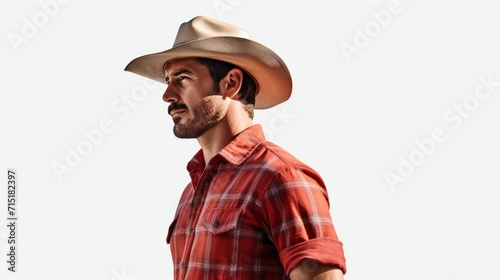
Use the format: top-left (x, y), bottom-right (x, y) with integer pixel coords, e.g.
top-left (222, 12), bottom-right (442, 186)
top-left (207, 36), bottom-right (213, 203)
top-left (252, 139), bottom-right (312, 172)
top-left (226, 125), bottom-right (323, 182)
top-left (250, 140), bottom-right (327, 192)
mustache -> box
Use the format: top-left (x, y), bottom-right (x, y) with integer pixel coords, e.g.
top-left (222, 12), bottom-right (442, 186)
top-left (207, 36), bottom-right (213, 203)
top-left (168, 103), bottom-right (188, 115)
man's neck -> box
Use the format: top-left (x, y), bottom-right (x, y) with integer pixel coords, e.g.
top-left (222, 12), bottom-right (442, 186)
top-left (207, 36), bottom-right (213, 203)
top-left (197, 109), bottom-right (253, 166)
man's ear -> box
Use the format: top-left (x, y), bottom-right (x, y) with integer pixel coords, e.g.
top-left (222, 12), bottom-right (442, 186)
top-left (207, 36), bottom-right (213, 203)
top-left (219, 68), bottom-right (243, 100)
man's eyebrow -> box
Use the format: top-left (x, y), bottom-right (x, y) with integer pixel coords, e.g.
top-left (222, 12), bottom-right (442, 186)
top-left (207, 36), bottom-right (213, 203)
top-left (165, 68), bottom-right (194, 83)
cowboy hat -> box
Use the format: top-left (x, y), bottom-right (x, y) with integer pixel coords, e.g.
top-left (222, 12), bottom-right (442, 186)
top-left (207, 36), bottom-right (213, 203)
top-left (124, 15), bottom-right (292, 109)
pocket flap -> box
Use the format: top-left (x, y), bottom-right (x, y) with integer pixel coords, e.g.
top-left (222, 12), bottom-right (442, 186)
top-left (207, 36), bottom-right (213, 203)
top-left (200, 208), bottom-right (242, 235)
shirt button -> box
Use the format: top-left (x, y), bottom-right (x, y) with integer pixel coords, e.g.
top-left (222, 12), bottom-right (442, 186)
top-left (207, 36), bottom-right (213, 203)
top-left (181, 262), bottom-right (187, 268)
top-left (204, 181), bottom-right (210, 187)
top-left (189, 227), bottom-right (194, 233)
top-left (213, 221), bottom-right (220, 227)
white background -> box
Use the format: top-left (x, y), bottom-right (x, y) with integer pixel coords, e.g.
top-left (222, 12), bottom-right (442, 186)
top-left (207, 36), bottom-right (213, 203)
top-left (1, 0), bottom-right (499, 279)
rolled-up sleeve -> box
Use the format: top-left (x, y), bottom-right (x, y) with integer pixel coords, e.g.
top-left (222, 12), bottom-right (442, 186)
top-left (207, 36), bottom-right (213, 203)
top-left (260, 166), bottom-right (347, 275)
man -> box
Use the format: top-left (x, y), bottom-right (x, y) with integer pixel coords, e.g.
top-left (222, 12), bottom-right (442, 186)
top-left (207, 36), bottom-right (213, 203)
top-left (125, 15), bottom-right (346, 280)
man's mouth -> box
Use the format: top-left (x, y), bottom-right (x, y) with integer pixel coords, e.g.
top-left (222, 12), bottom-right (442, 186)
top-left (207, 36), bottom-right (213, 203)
top-left (168, 103), bottom-right (188, 116)
top-left (169, 110), bottom-right (185, 116)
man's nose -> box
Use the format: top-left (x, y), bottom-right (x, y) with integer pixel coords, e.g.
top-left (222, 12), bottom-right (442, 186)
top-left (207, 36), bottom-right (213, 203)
top-left (162, 85), bottom-right (178, 103)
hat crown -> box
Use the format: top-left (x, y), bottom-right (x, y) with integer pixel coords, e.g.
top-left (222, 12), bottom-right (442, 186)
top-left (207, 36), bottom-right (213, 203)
top-left (173, 16), bottom-right (252, 47)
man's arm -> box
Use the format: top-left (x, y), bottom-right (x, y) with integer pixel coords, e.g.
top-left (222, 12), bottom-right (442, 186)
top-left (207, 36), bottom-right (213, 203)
top-left (289, 259), bottom-right (344, 280)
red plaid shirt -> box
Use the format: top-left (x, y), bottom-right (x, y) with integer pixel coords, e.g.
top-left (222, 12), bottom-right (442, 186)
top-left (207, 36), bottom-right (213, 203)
top-left (167, 124), bottom-right (346, 279)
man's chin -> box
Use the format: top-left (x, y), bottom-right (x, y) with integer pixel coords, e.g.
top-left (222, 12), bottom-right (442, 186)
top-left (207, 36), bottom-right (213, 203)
top-left (173, 124), bottom-right (197, 139)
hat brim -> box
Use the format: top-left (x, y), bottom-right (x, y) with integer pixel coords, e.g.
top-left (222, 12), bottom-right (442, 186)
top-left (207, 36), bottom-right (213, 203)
top-left (124, 37), bottom-right (292, 109)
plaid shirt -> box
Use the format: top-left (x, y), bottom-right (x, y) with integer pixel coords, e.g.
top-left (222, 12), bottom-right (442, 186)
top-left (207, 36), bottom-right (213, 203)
top-left (167, 124), bottom-right (346, 279)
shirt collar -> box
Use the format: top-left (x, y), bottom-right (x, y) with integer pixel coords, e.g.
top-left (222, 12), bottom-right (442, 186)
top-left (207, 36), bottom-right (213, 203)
top-left (218, 124), bottom-right (265, 165)
top-left (187, 124), bottom-right (266, 172)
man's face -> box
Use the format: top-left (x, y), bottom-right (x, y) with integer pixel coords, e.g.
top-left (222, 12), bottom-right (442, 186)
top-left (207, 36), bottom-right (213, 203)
top-left (163, 58), bottom-right (226, 138)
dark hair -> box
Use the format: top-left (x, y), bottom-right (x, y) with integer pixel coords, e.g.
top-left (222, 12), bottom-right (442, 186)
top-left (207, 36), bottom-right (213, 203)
top-left (196, 57), bottom-right (257, 118)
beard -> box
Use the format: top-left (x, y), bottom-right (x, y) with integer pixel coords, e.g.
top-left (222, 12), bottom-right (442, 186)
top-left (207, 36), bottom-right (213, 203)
top-left (171, 96), bottom-right (224, 139)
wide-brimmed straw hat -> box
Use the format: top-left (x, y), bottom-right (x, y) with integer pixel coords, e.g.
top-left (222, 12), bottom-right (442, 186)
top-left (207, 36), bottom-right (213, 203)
top-left (124, 15), bottom-right (292, 109)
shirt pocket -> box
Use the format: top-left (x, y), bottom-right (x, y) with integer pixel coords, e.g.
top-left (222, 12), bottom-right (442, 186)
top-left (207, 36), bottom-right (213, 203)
top-left (166, 215), bottom-right (179, 244)
top-left (199, 208), bottom-right (243, 235)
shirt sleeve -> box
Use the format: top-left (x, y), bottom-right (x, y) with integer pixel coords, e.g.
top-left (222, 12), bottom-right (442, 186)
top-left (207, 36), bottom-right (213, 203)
top-left (260, 165), bottom-right (347, 275)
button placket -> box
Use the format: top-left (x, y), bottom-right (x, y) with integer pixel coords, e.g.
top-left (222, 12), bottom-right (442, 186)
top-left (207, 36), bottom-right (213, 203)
top-left (183, 165), bottom-right (215, 273)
